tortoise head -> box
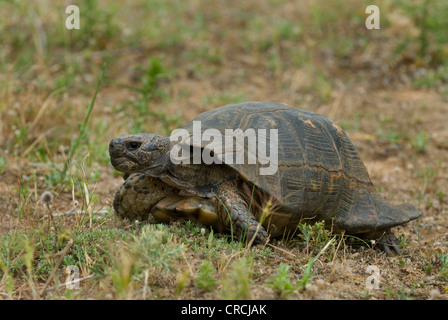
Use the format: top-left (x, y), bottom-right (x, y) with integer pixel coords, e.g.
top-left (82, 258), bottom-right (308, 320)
top-left (109, 133), bottom-right (172, 176)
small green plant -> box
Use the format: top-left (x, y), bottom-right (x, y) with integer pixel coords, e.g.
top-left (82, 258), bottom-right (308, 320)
top-left (297, 238), bottom-right (334, 290)
top-left (411, 130), bottom-right (430, 153)
top-left (220, 258), bottom-right (252, 300)
top-left (437, 253), bottom-right (448, 279)
top-left (438, 190), bottom-right (446, 203)
top-left (297, 221), bottom-right (331, 252)
top-left (133, 58), bottom-right (167, 101)
top-left (123, 58), bottom-right (182, 135)
top-left (0, 231), bottom-right (27, 277)
top-left (11, 176), bottom-right (33, 217)
top-left (102, 224), bottom-right (185, 299)
top-left (22, 237), bottom-right (39, 299)
top-left (412, 66), bottom-right (448, 89)
top-left (110, 250), bottom-right (136, 299)
top-left (358, 289), bottom-right (373, 300)
top-left (384, 282), bottom-right (420, 300)
top-left (265, 263), bottom-right (298, 299)
top-left (127, 224), bottom-right (185, 273)
top-left (175, 269), bottom-right (190, 298)
top-left (194, 261), bottom-right (218, 291)
top-left (315, 72), bottom-right (333, 102)
top-left (59, 64), bottom-right (106, 184)
top-left (0, 156), bottom-right (6, 175)
top-left (423, 258), bottom-right (433, 275)
top-left (377, 128), bottom-right (404, 145)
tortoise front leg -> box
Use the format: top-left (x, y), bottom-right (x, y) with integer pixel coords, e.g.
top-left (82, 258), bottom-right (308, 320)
top-left (113, 173), bottom-right (177, 221)
top-left (216, 180), bottom-right (269, 245)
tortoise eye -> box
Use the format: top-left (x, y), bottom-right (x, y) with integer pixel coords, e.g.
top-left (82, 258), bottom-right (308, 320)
top-left (127, 141), bottom-right (141, 151)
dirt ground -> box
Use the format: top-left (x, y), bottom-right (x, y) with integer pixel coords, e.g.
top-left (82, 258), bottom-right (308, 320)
top-left (0, 1), bottom-right (447, 300)
top-left (109, 89), bottom-right (446, 300)
top-left (91, 82), bottom-right (448, 300)
top-left (10, 80), bottom-right (443, 300)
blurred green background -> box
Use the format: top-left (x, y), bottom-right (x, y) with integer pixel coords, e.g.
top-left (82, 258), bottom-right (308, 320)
top-left (1, 0), bottom-right (447, 154)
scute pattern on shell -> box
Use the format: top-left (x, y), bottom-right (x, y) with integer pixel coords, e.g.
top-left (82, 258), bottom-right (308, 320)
top-left (181, 102), bottom-right (419, 232)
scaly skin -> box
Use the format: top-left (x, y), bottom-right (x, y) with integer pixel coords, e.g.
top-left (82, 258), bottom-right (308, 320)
top-left (113, 173), bottom-right (402, 251)
top-left (113, 174), bottom-right (269, 245)
top-left (113, 173), bottom-right (177, 221)
top-left (216, 180), bottom-right (269, 245)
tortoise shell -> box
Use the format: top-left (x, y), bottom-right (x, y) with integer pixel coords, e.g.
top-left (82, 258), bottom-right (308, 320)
top-left (180, 102), bottom-right (419, 234)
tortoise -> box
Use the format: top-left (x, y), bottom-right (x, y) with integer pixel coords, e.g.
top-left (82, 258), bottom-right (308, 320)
top-left (109, 102), bottom-right (420, 255)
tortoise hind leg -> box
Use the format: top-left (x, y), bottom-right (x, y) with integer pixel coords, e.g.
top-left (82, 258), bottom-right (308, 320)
top-left (361, 230), bottom-right (401, 256)
top-left (216, 180), bottom-right (269, 245)
top-left (377, 231), bottom-right (401, 256)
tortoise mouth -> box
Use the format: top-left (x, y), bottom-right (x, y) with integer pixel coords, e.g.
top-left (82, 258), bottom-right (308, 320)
top-left (111, 156), bottom-right (136, 172)
top-left (111, 156), bottom-right (165, 174)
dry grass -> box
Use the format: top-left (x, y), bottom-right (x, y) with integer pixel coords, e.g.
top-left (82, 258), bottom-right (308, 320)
top-left (0, 0), bottom-right (447, 300)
